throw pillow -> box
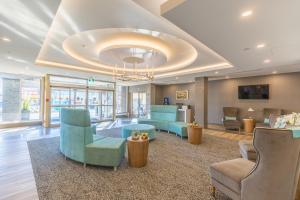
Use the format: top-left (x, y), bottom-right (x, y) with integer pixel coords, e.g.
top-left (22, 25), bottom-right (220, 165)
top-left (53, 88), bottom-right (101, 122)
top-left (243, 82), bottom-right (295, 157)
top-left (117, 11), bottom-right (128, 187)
top-left (225, 116), bottom-right (236, 121)
top-left (264, 118), bottom-right (270, 124)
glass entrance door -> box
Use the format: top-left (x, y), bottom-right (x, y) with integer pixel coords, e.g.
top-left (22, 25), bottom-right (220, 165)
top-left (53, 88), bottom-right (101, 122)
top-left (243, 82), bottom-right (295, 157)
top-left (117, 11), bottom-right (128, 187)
top-left (88, 90), bottom-right (114, 122)
top-left (132, 92), bottom-right (147, 118)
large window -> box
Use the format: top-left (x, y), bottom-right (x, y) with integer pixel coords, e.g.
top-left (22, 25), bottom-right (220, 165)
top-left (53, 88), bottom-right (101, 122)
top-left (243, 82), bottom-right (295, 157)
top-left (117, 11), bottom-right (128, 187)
top-left (49, 75), bottom-right (115, 125)
top-left (116, 86), bottom-right (128, 114)
top-left (0, 77), bottom-right (41, 123)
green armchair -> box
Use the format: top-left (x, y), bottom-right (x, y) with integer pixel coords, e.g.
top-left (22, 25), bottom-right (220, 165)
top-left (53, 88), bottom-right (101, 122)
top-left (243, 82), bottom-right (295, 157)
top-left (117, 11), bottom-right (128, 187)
top-left (60, 108), bottom-right (125, 170)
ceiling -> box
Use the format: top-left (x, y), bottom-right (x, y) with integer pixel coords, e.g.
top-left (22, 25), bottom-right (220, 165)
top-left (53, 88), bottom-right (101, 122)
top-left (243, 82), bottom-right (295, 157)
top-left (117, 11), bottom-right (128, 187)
top-left (0, 0), bottom-right (299, 85)
top-left (162, 0), bottom-right (300, 81)
top-left (36, 0), bottom-right (230, 84)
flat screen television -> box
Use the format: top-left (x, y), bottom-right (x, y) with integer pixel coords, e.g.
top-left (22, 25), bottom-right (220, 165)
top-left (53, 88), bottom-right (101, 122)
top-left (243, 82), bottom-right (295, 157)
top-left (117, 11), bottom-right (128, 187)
top-left (238, 84), bottom-right (269, 99)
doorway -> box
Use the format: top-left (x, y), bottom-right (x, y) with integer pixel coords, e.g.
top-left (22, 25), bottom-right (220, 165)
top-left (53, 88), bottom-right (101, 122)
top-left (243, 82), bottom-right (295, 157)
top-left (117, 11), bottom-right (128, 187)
top-left (132, 92), bottom-right (147, 118)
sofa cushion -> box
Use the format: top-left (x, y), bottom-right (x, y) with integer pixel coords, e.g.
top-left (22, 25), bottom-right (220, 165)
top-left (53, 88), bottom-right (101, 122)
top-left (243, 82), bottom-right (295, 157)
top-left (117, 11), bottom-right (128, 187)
top-left (225, 116), bottom-right (237, 121)
top-left (85, 137), bottom-right (126, 167)
top-left (168, 122), bottom-right (188, 137)
top-left (210, 158), bottom-right (255, 194)
top-left (86, 137), bottom-right (125, 149)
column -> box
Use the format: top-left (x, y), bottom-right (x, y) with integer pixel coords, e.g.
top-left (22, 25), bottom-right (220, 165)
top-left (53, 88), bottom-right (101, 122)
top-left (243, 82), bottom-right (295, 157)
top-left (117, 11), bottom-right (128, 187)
top-left (194, 77), bottom-right (208, 128)
top-left (43, 75), bottom-right (51, 127)
top-left (2, 78), bottom-right (21, 121)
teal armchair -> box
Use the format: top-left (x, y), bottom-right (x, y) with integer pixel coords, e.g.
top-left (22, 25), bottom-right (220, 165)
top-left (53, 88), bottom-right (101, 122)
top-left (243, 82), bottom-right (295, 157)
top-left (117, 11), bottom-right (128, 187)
top-left (60, 108), bottom-right (125, 170)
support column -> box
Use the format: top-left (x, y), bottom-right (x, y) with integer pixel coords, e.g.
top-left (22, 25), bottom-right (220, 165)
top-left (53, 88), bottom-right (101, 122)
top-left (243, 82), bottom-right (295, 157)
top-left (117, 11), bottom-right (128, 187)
top-left (194, 77), bottom-right (208, 128)
top-left (43, 75), bottom-right (51, 127)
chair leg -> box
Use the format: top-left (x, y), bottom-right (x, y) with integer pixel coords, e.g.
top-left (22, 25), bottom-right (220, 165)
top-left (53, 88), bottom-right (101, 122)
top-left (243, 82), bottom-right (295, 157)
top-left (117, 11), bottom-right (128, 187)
top-left (83, 163), bottom-right (86, 168)
top-left (114, 166), bottom-right (117, 171)
top-left (64, 155), bottom-right (67, 160)
top-left (210, 185), bottom-right (216, 198)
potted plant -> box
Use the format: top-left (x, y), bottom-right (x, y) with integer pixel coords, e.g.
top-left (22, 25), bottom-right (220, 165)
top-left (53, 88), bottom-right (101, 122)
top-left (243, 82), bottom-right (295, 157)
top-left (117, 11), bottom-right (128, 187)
top-left (140, 132), bottom-right (149, 140)
top-left (21, 99), bottom-right (30, 120)
top-left (131, 132), bottom-right (140, 140)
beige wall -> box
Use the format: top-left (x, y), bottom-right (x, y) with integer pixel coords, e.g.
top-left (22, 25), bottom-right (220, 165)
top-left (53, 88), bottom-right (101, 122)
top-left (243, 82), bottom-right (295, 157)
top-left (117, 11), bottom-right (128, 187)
top-left (155, 72), bottom-right (300, 124)
top-left (155, 83), bottom-right (196, 120)
top-left (208, 72), bottom-right (300, 124)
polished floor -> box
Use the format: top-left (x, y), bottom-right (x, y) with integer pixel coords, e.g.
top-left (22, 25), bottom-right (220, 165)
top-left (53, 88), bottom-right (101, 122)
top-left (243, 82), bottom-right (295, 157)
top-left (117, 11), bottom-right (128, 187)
top-left (0, 120), bottom-right (251, 200)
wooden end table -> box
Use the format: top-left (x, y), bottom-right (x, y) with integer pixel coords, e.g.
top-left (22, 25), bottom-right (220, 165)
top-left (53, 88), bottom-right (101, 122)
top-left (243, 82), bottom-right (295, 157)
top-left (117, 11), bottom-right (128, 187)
top-left (243, 119), bottom-right (255, 133)
top-left (127, 136), bottom-right (149, 168)
top-left (187, 126), bottom-right (203, 145)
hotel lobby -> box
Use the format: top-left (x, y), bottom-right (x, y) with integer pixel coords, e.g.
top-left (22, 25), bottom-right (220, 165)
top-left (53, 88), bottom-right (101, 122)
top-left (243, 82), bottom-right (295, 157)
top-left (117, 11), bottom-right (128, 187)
top-left (0, 0), bottom-right (300, 200)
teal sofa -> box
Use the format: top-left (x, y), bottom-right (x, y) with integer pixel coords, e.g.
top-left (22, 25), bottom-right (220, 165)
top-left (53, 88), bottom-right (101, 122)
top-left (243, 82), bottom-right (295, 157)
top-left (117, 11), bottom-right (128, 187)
top-left (137, 105), bottom-right (188, 138)
top-left (60, 108), bottom-right (125, 170)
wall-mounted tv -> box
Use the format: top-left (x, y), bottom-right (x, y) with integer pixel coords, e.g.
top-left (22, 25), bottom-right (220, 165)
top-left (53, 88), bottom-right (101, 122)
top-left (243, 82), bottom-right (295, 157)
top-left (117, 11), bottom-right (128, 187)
top-left (238, 84), bottom-right (269, 99)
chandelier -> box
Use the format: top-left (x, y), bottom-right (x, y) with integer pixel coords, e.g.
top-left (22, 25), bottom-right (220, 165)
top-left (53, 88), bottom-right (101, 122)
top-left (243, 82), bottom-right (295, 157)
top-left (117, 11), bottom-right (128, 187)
top-left (112, 48), bottom-right (155, 82)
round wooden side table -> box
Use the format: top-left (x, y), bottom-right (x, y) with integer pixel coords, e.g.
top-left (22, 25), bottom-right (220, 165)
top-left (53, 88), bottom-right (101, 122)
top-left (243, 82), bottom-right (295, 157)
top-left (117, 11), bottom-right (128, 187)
top-left (127, 137), bottom-right (149, 168)
top-left (187, 126), bottom-right (203, 145)
top-left (243, 119), bottom-right (255, 133)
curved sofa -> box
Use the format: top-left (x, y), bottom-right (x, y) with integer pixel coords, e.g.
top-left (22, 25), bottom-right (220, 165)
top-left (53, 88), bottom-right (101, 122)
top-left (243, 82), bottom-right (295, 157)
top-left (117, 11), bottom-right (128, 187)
top-left (138, 105), bottom-right (188, 138)
top-left (60, 108), bottom-right (125, 170)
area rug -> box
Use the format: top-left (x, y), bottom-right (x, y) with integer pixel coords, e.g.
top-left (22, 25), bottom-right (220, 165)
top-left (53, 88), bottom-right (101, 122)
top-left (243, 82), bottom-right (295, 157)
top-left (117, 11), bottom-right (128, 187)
top-left (27, 132), bottom-right (239, 200)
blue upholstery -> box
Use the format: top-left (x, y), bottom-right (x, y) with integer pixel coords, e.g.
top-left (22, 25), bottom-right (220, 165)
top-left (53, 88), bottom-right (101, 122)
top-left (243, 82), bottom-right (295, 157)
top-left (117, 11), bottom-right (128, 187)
top-left (60, 108), bottom-right (125, 169)
top-left (138, 105), bottom-right (188, 138)
top-left (168, 122), bottom-right (188, 137)
top-left (122, 124), bottom-right (156, 140)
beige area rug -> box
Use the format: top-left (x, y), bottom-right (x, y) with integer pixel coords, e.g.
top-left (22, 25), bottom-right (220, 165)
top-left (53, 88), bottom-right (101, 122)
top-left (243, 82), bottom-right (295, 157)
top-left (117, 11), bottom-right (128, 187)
top-left (28, 131), bottom-right (239, 200)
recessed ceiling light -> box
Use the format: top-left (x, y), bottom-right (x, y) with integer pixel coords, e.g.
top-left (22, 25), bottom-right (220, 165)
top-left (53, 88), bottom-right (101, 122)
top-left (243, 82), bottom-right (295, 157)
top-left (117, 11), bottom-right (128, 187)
top-left (175, 77), bottom-right (179, 80)
top-left (215, 71), bottom-right (219, 74)
top-left (272, 71), bottom-right (277, 74)
top-left (256, 43), bottom-right (265, 48)
top-left (264, 59), bottom-right (271, 63)
top-left (241, 10), bottom-right (253, 17)
top-left (1, 37), bottom-right (11, 42)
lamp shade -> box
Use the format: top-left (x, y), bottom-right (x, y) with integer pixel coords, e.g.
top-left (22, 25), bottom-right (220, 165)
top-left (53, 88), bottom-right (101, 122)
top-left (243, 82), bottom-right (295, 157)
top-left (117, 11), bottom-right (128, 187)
top-left (248, 107), bottom-right (255, 112)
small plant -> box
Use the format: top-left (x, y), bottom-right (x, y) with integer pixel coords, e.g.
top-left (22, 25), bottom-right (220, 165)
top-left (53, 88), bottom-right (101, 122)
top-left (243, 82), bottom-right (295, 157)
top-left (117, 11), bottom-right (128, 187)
top-left (131, 132), bottom-right (149, 140)
top-left (131, 132), bottom-right (140, 140)
top-left (140, 132), bottom-right (148, 140)
top-left (21, 98), bottom-right (31, 111)
top-left (188, 121), bottom-right (199, 127)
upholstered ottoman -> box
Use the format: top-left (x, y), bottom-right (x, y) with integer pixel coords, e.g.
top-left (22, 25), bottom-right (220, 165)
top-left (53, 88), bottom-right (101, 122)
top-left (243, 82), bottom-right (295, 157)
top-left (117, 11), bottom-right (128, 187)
top-left (122, 124), bottom-right (156, 140)
top-left (85, 137), bottom-right (126, 170)
top-left (238, 140), bottom-right (257, 161)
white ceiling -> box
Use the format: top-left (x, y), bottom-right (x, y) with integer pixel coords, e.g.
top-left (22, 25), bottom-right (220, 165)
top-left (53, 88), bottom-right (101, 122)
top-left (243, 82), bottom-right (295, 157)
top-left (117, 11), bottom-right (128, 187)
top-left (162, 0), bottom-right (300, 80)
top-left (0, 0), bottom-right (299, 85)
top-left (36, 0), bottom-right (230, 84)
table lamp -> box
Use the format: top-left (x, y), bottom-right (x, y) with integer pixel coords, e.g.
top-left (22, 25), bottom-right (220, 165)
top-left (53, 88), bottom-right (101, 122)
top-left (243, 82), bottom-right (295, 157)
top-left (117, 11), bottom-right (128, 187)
top-left (248, 107), bottom-right (255, 119)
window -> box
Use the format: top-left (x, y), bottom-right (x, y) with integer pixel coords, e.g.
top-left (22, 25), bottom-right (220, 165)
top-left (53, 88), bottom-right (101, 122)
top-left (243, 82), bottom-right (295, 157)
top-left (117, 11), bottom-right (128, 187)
top-left (49, 75), bottom-right (115, 124)
top-left (0, 77), bottom-right (41, 123)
